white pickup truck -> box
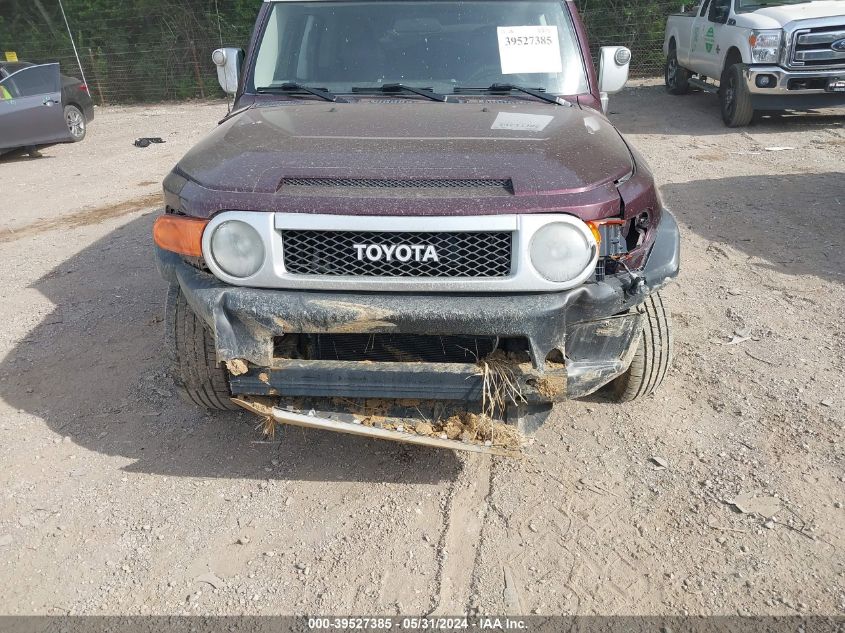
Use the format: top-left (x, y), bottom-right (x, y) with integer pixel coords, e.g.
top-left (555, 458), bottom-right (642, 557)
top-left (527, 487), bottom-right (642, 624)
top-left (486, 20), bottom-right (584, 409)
top-left (664, 0), bottom-right (845, 126)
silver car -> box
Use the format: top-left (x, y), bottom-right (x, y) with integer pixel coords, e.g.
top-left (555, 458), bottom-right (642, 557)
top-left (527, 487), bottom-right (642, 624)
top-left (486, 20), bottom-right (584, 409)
top-left (0, 63), bottom-right (76, 156)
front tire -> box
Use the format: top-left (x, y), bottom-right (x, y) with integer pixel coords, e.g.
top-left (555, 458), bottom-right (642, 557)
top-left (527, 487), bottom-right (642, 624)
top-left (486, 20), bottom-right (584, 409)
top-left (64, 104), bottom-right (86, 142)
top-left (665, 48), bottom-right (690, 95)
top-left (165, 285), bottom-right (239, 411)
top-left (608, 292), bottom-right (673, 403)
top-left (720, 63), bottom-right (754, 127)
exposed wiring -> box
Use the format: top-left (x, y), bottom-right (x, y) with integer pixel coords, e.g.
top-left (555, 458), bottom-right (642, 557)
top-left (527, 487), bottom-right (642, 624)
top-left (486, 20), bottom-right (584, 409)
top-left (614, 258), bottom-right (646, 295)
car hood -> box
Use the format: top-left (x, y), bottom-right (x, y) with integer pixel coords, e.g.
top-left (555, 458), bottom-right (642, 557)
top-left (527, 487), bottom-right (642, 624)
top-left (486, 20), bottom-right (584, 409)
top-left (741, 1), bottom-right (845, 26)
top-left (177, 100), bottom-right (633, 199)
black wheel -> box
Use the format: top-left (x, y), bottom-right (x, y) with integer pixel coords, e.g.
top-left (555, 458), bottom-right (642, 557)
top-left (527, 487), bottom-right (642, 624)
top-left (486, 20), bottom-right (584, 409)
top-left (720, 63), bottom-right (754, 127)
top-left (608, 292), bottom-right (673, 403)
top-left (165, 285), bottom-right (239, 411)
top-left (665, 47), bottom-right (690, 95)
top-left (64, 104), bottom-right (86, 142)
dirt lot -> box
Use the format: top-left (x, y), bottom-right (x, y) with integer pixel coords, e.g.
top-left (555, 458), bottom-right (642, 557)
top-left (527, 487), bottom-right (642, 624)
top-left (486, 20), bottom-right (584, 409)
top-left (0, 82), bottom-right (843, 617)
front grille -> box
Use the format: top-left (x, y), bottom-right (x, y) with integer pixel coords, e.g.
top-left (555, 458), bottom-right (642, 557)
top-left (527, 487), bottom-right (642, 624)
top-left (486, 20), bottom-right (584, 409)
top-left (282, 230), bottom-right (512, 278)
top-left (278, 178), bottom-right (514, 197)
top-left (792, 26), bottom-right (845, 68)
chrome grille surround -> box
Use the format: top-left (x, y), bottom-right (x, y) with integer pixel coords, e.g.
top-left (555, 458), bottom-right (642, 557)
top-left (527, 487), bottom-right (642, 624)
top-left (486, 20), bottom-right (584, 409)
top-left (785, 17), bottom-right (845, 70)
top-left (201, 211), bottom-right (599, 293)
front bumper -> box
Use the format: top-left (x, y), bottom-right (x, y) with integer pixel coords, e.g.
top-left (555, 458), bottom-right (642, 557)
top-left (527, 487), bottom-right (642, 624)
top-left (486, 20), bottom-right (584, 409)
top-left (156, 211), bottom-right (680, 402)
top-left (745, 65), bottom-right (845, 109)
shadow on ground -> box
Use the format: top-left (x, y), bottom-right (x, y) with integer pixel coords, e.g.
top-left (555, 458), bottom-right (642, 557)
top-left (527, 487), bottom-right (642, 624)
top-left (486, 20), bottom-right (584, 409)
top-left (661, 172), bottom-right (845, 283)
top-left (610, 83), bottom-right (845, 136)
top-left (0, 212), bottom-right (460, 483)
top-left (0, 148), bottom-right (56, 163)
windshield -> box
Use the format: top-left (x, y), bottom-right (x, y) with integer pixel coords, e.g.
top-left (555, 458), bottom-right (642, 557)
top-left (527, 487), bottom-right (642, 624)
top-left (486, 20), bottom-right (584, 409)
top-left (736, 0), bottom-right (841, 11)
top-left (251, 0), bottom-right (588, 96)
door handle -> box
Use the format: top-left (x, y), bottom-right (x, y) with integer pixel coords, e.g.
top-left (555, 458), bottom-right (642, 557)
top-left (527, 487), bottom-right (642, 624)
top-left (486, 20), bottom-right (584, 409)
top-left (42, 98), bottom-right (59, 106)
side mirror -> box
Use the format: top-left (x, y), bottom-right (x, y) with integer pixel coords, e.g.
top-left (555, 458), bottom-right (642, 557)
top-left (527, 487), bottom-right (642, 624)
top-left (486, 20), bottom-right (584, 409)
top-left (212, 47), bottom-right (244, 95)
top-left (598, 46), bottom-right (631, 112)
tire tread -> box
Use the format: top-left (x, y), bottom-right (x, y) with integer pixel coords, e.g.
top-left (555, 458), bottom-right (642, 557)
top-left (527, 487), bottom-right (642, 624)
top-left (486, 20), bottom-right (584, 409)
top-left (165, 285), bottom-right (238, 411)
top-left (610, 292), bottom-right (673, 403)
top-left (721, 64), bottom-right (755, 127)
top-left (665, 47), bottom-right (691, 95)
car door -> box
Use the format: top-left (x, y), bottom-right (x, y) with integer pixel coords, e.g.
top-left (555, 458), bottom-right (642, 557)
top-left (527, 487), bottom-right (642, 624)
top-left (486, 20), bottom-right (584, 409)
top-left (687, 1), bottom-right (713, 71)
top-left (692, 0), bottom-right (732, 78)
top-left (0, 63), bottom-right (71, 151)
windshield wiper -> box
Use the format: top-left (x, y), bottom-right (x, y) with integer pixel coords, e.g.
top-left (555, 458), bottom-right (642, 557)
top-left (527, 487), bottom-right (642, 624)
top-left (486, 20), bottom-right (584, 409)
top-left (454, 83), bottom-right (570, 106)
top-left (257, 82), bottom-right (344, 103)
top-left (350, 83), bottom-right (450, 102)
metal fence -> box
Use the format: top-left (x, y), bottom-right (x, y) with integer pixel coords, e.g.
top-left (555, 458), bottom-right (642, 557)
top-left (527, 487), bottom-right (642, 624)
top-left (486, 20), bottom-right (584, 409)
top-left (1, 1), bottom-right (680, 105)
top-left (579, 1), bottom-right (680, 76)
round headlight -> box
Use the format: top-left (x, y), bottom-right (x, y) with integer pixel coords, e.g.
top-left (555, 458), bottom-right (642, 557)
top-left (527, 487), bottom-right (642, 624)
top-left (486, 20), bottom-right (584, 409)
top-left (210, 220), bottom-right (265, 278)
top-left (529, 222), bottom-right (596, 283)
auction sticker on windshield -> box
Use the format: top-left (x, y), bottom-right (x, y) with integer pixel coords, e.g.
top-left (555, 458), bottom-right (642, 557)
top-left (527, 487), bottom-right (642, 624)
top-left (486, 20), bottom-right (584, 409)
top-left (497, 26), bottom-right (563, 75)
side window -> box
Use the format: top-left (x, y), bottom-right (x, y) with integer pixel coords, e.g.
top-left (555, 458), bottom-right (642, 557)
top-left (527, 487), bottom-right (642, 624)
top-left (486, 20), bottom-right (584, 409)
top-left (708, 0), bottom-right (731, 24)
top-left (0, 64), bottom-right (60, 98)
top-left (699, 1), bottom-right (711, 17)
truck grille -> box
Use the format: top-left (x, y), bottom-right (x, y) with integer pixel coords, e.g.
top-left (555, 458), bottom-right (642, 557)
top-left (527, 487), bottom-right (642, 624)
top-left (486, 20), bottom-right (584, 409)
top-left (792, 26), bottom-right (845, 68)
top-left (282, 230), bottom-right (512, 278)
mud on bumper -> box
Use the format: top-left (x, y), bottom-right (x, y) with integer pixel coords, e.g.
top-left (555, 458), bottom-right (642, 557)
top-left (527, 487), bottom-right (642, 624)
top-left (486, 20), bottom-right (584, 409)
top-left (156, 212), bottom-right (680, 403)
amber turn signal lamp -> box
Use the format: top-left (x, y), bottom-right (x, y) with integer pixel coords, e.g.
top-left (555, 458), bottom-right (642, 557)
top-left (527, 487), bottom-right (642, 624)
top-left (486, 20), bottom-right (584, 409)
top-left (153, 215), bottom-right (208, 257)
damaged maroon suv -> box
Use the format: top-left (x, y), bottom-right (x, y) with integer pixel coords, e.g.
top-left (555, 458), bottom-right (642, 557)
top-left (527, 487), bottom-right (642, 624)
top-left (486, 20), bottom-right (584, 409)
top-left (154, 0), bottom-right (679, 453)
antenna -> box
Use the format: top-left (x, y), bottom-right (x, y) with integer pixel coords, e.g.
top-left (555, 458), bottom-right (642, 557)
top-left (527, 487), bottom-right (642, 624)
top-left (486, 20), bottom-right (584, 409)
top-left (57, 0), bottom-right (89, 94)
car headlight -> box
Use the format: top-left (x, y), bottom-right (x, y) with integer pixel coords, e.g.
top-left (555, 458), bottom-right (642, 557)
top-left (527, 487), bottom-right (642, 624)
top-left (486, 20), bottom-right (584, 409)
top-left (749, 30), bottom-right (782, 64)
top-left (209, 220), bottom-right (265, 278)
top-left (529, 222), bottom-right (596, 283)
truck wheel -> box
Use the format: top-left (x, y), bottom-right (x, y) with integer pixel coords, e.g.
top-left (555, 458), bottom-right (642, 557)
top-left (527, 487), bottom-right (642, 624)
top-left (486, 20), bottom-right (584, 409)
top-left (165, 285), bottom-right (239, 411)
top-left (720, 64), bottom-right (754, 127)
top-left (665, 48), bottom-right (690, 95)
top-left (608, 292), bottom-right (673, 403)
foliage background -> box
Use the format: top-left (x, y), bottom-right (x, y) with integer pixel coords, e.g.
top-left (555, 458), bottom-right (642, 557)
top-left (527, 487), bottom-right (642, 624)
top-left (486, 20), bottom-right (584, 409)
top-left (0, 0), bottom-right (681, 103)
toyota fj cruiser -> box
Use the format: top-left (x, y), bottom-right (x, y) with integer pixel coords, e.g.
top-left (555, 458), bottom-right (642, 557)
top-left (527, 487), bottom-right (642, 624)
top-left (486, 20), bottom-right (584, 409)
top-left (154, 0), bottom-right (680, 453)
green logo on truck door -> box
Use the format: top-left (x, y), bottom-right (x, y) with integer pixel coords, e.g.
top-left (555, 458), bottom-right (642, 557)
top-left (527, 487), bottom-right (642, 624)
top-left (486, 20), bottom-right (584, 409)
top-left (705, 26), bottom-right (715, 53)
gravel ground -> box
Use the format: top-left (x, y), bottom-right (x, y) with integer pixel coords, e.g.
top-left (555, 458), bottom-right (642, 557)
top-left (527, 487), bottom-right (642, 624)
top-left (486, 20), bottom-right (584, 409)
top-left (0, 82), bottom-right (843, 617)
